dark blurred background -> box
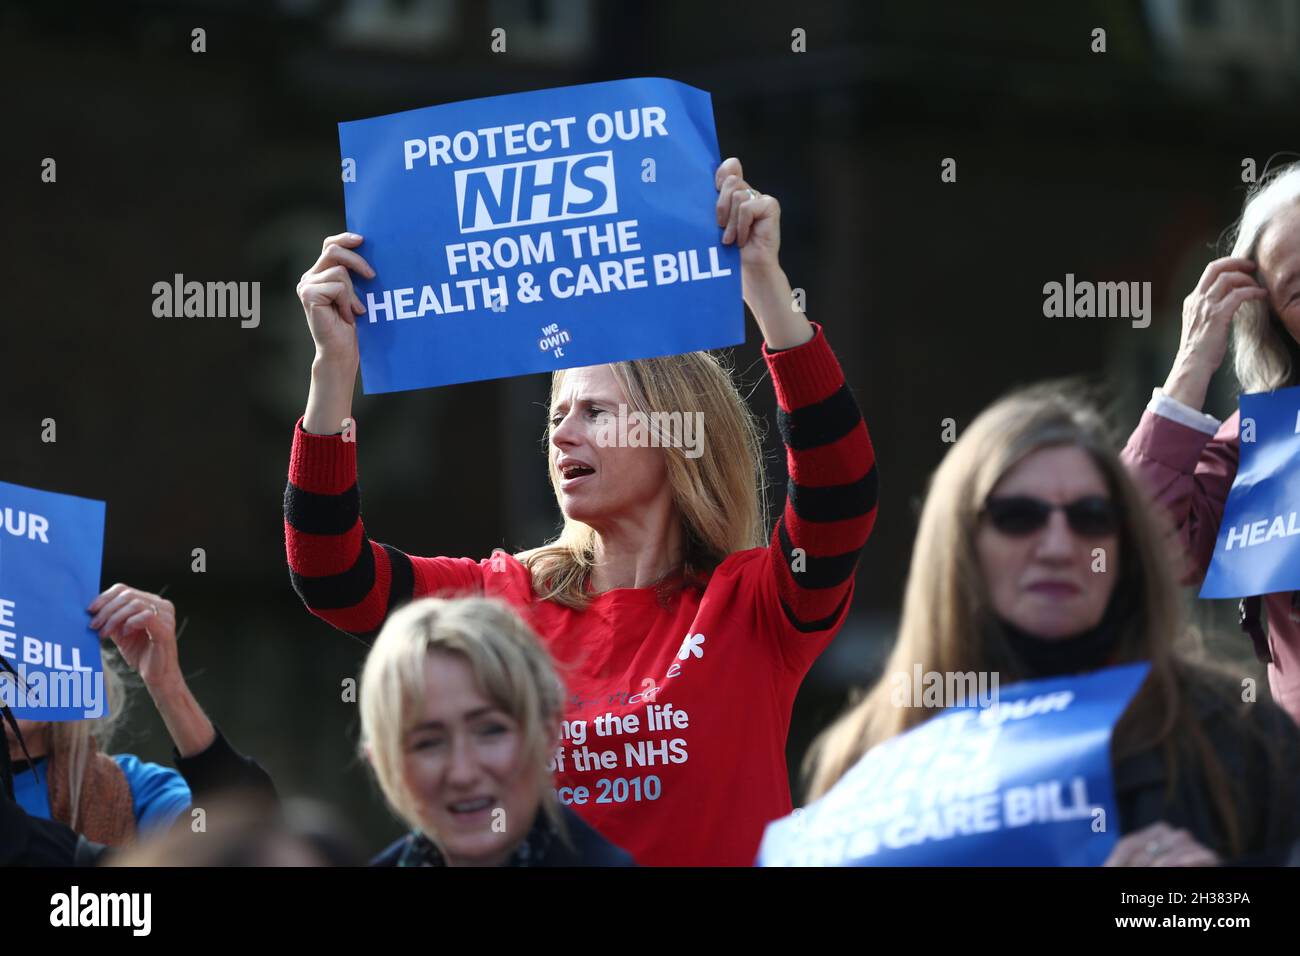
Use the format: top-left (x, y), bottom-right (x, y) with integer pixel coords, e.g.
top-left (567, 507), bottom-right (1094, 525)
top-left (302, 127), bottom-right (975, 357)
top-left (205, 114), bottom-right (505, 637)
top-left (4, 0), bottom-right (1297, 849)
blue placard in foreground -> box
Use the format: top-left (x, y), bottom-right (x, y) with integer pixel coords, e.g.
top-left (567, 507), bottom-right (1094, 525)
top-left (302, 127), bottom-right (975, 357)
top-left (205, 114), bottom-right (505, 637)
top-left (758, 662), bottom-right (1151, 866)
top-left (338, 77), bottom-right (743, 394)
top-left (1201, 384), bottom-right (1300, 599)
top-left (0, 480), bottom-right (107, 720)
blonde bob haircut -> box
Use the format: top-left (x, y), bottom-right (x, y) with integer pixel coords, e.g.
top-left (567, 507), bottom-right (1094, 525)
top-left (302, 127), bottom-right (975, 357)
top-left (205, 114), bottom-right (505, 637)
top-left (522, 350), bottom-right (769, 609)
top-left (359, 596), bottom-right (567, 839)
top-left (805, 384), bottom-right (1257, 856)
top-left (1230, 160), bottom-right (1300, 393)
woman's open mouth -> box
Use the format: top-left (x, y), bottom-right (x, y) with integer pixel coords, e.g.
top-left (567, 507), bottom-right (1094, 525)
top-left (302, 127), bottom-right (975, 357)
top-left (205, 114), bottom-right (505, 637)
top-left (559, 460), bottom-right (595, 490)
top-left (446, 796), bottom-right (496, 825)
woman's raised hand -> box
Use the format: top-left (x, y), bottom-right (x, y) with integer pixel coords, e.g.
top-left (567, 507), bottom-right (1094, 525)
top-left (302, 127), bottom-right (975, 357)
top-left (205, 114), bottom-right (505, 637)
top-left (715, 157), bottom-right (781, 278)
top-left (297, 232), bottom-right (375, 366)
top-left (87, 584), bottom-right (219, 757)
top-left (714, 157), bottom-right (810, 350)
top-left (87, 584), bottom-right (180, 692)
top-left (300, 233), bottom-right (375, 433)
top-left (1163, 257), bottom-right (1269, 410)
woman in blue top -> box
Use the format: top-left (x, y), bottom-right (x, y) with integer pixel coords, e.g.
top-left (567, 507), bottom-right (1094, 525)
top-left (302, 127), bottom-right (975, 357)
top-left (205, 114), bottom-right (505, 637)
top-left (4, 584), bottom-right (274, 846)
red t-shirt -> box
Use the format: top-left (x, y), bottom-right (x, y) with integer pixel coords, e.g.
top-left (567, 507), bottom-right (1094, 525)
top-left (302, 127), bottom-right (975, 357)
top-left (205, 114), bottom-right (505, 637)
top-left (409, 546), bottom-right (845, 865)
top-left (285, 323), bottom-right (877, 865)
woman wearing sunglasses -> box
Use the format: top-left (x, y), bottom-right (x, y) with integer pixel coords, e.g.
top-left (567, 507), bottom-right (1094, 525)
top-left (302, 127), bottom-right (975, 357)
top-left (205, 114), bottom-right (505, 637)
top-left (807, 385), bottom-right (1300, 866)
top-left (1122, 162), bottom-right (1300, 724)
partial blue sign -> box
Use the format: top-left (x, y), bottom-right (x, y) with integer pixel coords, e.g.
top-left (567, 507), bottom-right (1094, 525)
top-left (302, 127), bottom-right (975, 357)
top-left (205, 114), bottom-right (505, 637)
top-left (1201, 384), bottom-right (1300, 599)
top-left (0, 481), bottom-right (107, 720)
top-left (758, 662), bottom-right (1151, 866)
top-left (338, 77), bottom-right (743, 394)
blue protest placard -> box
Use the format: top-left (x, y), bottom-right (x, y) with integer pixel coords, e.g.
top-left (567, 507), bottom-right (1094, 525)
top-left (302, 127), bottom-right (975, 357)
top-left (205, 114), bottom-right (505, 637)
top-left (338, 77), bottom-right (743, 394)
top-left (1201, 384), bottom-right (1300, 599)
top-left (757, 662), bottom-right (1151, 866)
top-left (0, 481), bottom-right (107, 720)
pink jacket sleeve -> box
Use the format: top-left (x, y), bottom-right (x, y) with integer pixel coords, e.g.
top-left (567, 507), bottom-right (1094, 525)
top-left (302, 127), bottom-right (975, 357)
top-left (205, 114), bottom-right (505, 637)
top-left (1119, 408), bottom-right (1241, 585)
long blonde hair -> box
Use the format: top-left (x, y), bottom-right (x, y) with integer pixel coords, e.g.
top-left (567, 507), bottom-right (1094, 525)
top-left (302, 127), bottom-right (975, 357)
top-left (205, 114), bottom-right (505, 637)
top-left (359, 596), bottom-right (566, 841)
top-left (48, 647), bottom-right (130, 832)
top-left (805, 384), bottom-right (1251, 855)
top-left (1230, 160), bottom-right (1300, 393)
top-left (522, 351), bottom-right (768, 609)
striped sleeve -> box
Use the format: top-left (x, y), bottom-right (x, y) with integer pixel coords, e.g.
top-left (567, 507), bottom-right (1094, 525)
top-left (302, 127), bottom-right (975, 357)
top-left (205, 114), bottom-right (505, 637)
top-left (283, 418), bottom-right (482, 641)
top-left (763, 322), bottom-right (877, 636)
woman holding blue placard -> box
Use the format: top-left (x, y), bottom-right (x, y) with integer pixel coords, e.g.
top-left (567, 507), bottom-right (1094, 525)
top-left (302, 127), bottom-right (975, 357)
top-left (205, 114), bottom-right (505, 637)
top-left (806, 386), bottom-right (1300, 865)
top-left (4, 584), bottom-right (275, 847)
top-left (1122, 161), bottom-right (1300, 725)
top-left (286, 157), bottom-right (879, 865)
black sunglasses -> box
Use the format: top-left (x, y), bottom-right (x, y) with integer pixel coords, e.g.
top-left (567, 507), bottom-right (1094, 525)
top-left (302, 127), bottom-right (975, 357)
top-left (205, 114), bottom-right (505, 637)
top-left (983, 495), bottom-right (1118, 538)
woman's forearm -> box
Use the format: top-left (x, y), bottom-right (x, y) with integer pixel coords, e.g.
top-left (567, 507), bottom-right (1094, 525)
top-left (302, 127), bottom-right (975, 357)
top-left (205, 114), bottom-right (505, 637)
top-left (744, 264), bottom-right (813, 350)
top-left (304, 354), bottom-right (358, 435)
top-left (1161, 353), bottom-right (1215, 412)
top-left (147, 679), bottom-right (216, 759)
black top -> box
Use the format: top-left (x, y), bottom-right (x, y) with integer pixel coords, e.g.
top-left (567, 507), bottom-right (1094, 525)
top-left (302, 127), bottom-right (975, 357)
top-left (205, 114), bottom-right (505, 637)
top-left (173, 725), bottom-right (277, 803)
top-left (1000, 611), bottom-right (1300, 865)
top-left (371, 805), bottom-right (635, 867)
top-left (1114, 675), bottom-right (1300, 865)
top-left (0, 795), bottom-right (105, 866)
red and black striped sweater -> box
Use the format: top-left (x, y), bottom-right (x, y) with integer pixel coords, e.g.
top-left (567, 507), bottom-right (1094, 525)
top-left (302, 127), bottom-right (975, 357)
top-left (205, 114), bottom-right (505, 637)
top-left (284, 322), bottom-right (878, 865)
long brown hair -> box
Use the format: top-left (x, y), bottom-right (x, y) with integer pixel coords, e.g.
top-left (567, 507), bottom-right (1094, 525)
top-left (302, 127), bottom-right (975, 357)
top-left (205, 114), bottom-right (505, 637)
top-left (521, 350), bottom-right (768, 609)
top-left (805, 383), bottom-right (1254, 856)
